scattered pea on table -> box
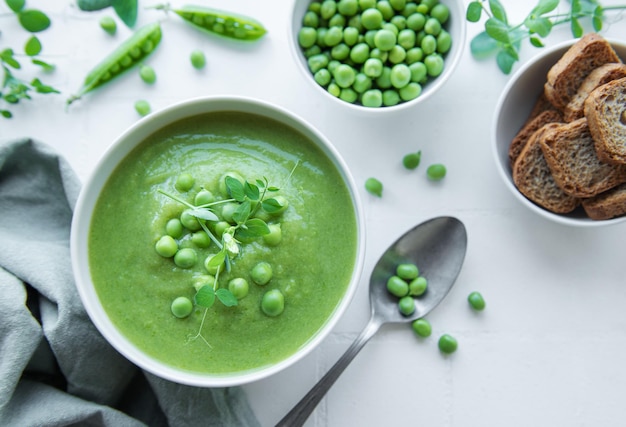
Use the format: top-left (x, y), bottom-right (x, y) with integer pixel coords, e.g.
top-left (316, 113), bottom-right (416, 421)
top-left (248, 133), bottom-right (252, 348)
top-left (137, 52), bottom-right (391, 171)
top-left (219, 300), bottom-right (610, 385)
top-left (190, 49), bottom-right (206, 69)
top-left (468, 291), bottom-right (486, 311)
top-left (438, 333), bottom-right (458, 354)
top-left (134, 100), bottom-right (151, 117)
top-left (365, 177), bottom-right (383, 197)
top-left (99, 16), bottom-right (117, 35)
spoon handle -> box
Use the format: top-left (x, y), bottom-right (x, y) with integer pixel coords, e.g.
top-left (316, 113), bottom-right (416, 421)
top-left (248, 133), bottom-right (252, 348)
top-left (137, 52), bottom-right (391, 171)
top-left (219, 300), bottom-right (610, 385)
top-left (275, 316), bottom-right (383, 427)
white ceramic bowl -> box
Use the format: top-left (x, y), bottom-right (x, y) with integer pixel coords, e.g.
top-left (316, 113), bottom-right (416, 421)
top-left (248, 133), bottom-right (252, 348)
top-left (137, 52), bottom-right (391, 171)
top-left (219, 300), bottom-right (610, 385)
top-left (492, 38), bottom-right (626, 227)
top-left (289, 0), bottom-right (466, 112)
top-left (70, 96), bottom-right (366, 387)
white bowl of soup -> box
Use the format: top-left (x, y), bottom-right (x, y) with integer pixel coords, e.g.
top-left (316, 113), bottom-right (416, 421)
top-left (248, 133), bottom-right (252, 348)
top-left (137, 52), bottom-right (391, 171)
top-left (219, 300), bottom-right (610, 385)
top-left (71, 96), bottom-right (365, 387)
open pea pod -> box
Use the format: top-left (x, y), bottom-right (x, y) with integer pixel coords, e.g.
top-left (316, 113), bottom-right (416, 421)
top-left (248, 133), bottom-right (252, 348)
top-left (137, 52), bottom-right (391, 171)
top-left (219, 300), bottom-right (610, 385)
top-left (171, 5), bottom-right (266, 41)
top-left (67, 21), bottom-right (162, 106)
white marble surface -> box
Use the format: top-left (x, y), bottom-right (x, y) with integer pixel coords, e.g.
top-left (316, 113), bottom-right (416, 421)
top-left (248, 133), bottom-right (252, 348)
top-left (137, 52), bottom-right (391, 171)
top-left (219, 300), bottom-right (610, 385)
top-left (2, 1), bottom-right (626, 426)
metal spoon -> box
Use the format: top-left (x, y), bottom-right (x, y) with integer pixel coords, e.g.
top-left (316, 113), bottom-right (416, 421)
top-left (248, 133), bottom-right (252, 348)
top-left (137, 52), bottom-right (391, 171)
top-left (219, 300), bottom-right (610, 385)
top-left (276, 216), bottom-right (468, 427)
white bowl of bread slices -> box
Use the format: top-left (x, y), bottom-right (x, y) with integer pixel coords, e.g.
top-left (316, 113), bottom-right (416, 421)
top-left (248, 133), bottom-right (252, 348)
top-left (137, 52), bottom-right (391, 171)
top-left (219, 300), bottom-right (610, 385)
top-left (493, 34), bottom-right (626, 226)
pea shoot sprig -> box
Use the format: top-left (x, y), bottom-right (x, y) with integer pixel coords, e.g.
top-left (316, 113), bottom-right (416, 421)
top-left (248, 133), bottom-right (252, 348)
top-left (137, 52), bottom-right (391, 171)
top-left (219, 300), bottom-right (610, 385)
top-left (1, 0), bottom-right (58, 118)
top-left (466, 0), bottom-right (626, 74)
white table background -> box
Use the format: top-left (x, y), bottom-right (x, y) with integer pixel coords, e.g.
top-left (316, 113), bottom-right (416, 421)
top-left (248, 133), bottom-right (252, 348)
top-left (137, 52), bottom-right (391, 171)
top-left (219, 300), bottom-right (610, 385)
top-left (2, 1), bottom-right (626, 426)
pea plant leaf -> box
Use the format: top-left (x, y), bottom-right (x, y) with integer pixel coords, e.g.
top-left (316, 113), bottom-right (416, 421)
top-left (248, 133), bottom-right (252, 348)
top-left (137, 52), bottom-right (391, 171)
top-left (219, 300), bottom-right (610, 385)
top-left (261, 197), bottom-right (286, 214)
top-left (225, 176), bottom-right (245, 202)
top-left (496, 49), bottom-right (517, 74)
top-left (31, 78), bottom-right (60, 94)
top-left (207, 249), bottom-right (226, 271)
top-left (469, 31), bottom-right (500, 59)
top-left (570, 16), bottom-right (584, 37)
top-left (232, 200), bottom-right (251, 225)
top-left (18, 9), bottom-right (51, 33)
top-left (488, 0), bottom-right (508, 24)
top-left (215, 288), bottom-right (238, 307)
top-left (111, 0), bottom-right (138, 28)
top-left (235, 218), bottom-right (270, 240)
top-left (466, 1), bottom-right (483, 22)
top-left (5, 0), bottom-right (25, 13)
top-left (188, 208), bottom-right (219, 222)
top-left (24, 36), bottom-right (42, 56)
top-left (194, 285), bottom-right (216, 308)
top-left (484, 18), bottom-right (510, 43)
top-left (77, 0), bottom-right (112, 12)
top-left (524, 16), bottom-right (553, 37)
top-left (531, 0), bottom-right (559, 16)
top-left (244, 181), bottom-right (260, 201)
top-left (32, 59), bottom-right (55, 72)
top-left (1, 49), bottom-right (21, 69)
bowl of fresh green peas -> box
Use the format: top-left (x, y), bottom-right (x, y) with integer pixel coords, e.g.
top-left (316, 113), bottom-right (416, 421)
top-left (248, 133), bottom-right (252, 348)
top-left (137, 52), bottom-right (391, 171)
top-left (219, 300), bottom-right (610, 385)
top-left (290, 0), bottom-right (466, 110)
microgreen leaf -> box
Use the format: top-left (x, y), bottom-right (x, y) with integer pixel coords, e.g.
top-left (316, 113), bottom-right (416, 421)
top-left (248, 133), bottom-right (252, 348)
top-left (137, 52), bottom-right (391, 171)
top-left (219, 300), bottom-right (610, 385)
top-left (570, 17), bottom-right (584, 37)
top-left (484, 18), bottom-right (510, 43)
top-left (30, 78), bottom-right (60, 94)
top-left (267, 186), bottom-right (279, 192)
top-left (244, 181), bottom-right (260, 201)
top-left (571, 0), bottom-right (582, 14)
top-left (188, 208), bottom-right (219, 222)
top-left (488, 0), bottom-right (508, 24)
top-left (24, 36), bottom-right (42, 56)
top-left (1, 110), bottom-right (13, 118)
top-left (469, 31), bottom-right (500, 59)
top-left (195, 285), bottom-right (216, 308)
top-left (235, 218), bottom-right (270, 240)
top-left (225, 176), bottom-right (245, 202)
top-left (529, 36), bottom-right (544, 48)
top-left (18, 9), bottom-right (51, 33)
top-left (466, 1), bottom-right (483, 22)
top-left (207, 249), bottom-right (226, 270)
top-left (5, 0), bottom-right (25, 13)
top-left (261, 197), bottom-right (286, 214)
top-left (1, 49), bottom-right (21, 69)
top-left (592, 6), bottom-right (603, 31)
top-left (111, 0), bottom-right (138, 28)
top-left (525, 16), bottom-right (553, 37)
top-left (255, 179), bottom-right (265, 188)
top-left (215, 288), bottom-right (238, 307)
top-left (532, 0), bottom-right (559, 16)
top-left (232, 200), bottom-right (251, 225)
top-left (496, 49), bottom-right (517, 74)
top-left (31, 59), bottom-right (55, 72)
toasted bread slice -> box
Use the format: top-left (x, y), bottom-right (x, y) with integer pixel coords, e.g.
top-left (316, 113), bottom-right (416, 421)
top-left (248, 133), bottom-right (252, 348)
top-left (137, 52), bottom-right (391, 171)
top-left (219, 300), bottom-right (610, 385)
top-left (544, 34), bottom-right (621, 110)
top-left (582, 182), bottom-right (626, 220)
top-left (509, 110), bottom-right (563, 166)
top-left (563, 63), bottom-right (626, 122)
top-left (528, 92), bottom-right (560, 120)
top-left (539, 118), bottom-right (626, 197)
top-left (512, 123), bottom-right (580, 214)
top-left (584, 76), bottom-right (626, 165)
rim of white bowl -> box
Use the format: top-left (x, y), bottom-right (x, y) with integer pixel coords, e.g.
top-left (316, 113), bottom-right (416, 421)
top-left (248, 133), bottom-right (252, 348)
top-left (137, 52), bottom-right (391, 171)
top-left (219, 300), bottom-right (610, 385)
top-left (288, 0), bottom-right (467, 113)
top-left (70, 95), bottom-right (366, 387)
top-left (492, 38), bottom-right (626, 227)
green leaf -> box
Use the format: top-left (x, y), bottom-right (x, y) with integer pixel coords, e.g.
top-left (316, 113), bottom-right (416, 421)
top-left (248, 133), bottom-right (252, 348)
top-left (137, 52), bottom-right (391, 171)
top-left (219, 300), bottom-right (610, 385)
top-left (532, 0), bottom-right (559, 15)
top-left (225, 176), bottom-right (245, 202)
top-left (496, 48), bottom-right (517, 74)
top-left (111, 0), bottom-right (138, 28)
top-left (488, 0), bottom-right (508, 24)
top-left (232, 201), bottom-right (251, 224)
top-left (529, 36), bottom-right (544, 47)
top-left (244, 181), bottom-right (260, 201)
top-left (261, 197), bottom-right (286, 214)
top-left (466, 1), bottom-right (483, 22)
top-left (24, 36), bottom-right (42, 56)
top-left (32, 58), bottom-right (55, 72)
top-left (592, 6), bottom-right (603, 31)
top-left (570, 17), bottom-right (583, 37)
top-left (5, 0), bottom-right (25, 13)
top-left (77, 0), bottom-right (112, 12)
top-left (18, 9), bottom-right (51, 33)
top-left (194, 285), bottom-right (216, 308)
top-left (215, 288), bottom-right (238, 307)
top-left (1, 49), bottom-right (21, 69)
top-left (188, 208), bottom-right (219, 221)
top-left (484, 18), bottom-right (510, 44)
top-left (207, 250), bottom-right (226, 270)
top-left (238, 218), bottom-right (270, 239)
top-left (525, 16), bottom-right (553, 37)
top-left (571, 0), bottom-right (582, 14)
top-left (30, 78), bottom-right (60, 94)
top-left (1, 110), bottom-right (13, 118)
top-left (469, 31), bottom-right (500, 59)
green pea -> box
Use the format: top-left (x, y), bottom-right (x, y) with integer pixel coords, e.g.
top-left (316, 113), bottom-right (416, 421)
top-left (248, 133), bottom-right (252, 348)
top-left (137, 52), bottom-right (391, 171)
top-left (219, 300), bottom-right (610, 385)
top-left (411, 318), bottom-right (432, 337)
top-left (361, 89), bottom-right (383, 107)
top-left (399, 82), bottom-right (422, 101)
top-left (340, 87), bottom-right (358, 103)
top-left (251, 261), bottom-right (273, 285)
top-left (437, 30), bottom-right (452, 54)
top-left (390, 15), bottom-right (407, 30)
top-left (427, 163), bottom-right (447, 181)
top-left (365, 176), bottom-right (383, 196)
top-left (298, 27), bottom-right (318, 48)
top-left (134, 100), bottom-right (151, 117)
top-left (331, 43), bottom-right (351, 60)
top-left (382, 89), bottom-right (400, 106)
top-left (430, 3), bottom-right (450, 24)
top-left (415, 4), bottom-right (429, 14)
top-left (388, 45), bottom-right (407, 64)
top-left (171, 296), bottom-right (193, 318)
top-left (174, 248), bottom-right (197, 268)
top-left (327, 59), bottom-right (341, 74)
top-left (220, 202), bottom-right (239, 224)
top-left (397, 29), bottom-right (416, 49)
top-left (359, 0), bottom-right (376, 9)
top-left (363, 57), bottom-right (383, 78)
top-left (424, 53), bottom-right (444, 76)
top-left (361, 8), bottom-right (383, 30)
top-left (261, 289), bottom-right (285, 317)
top-left (337, 0), bottom-right (358, 16)
top-left (320, 0), bottom-right (337, 19)
top-left (390, 63), bottom-right (411, 88)
top-left (180, 209), bottom-right (202, 231)
top-left (376, 0), bottom-right (394, 20)
top-left (349, 42), bottom-right (370, 63)
top-left (328, 13), bottom-right (346, 28)
top-left (304, 45), bottom-right (322, 58)
top-left (409, 276), bottom-right (427, 296)
top-left (190, 49), bottom-right (206, 69)
top-left (324, 26), bottom-right (343, 47)
top-left (165, 218), bottom-right (184, 238)
top-left (333, 64), bottom-right (356, 88)
top-left (407, 13), bottom-right (426, 31)
top-left (387, 275), bottom-right (409, 297)
top-left (438, 334), bottom-right (458, 354)
top-left (374, 29), bottom-right (396, 51)
top-left (421, 34), bottom-right (437, 55)
top-left (191, 231), bottom-right (211, 248)
top-left (397, 263), bottom-right (419, 280)
top-left (352, 73), bottom-right (372, 93)
top-left (303, 11), bottom-right (320, 28)
top-left (139, 64), bottom-right (156, 84)
top-left (213, 221), bottom-right (230, 238)
top-left (375, 67), bottom-right (392, 88)
top-left (468, 291), bottom-right (486, 311)
top-left (389, 0), bottom-right (406, 11)
top-left (314, 68), bottom-right (332, 86)
top-left (409, 61), bottom-right (427, 82)
top-left (424, 17), bottom-right (442, 36)
top-left (155, 235), bottom-right (178, 258)
top-left (382, 22), bottom-right (399, 35)
top-left (398, 295), bottom-right (415, 316)
top-left (99, 16), bottom-right (117, 35)
top-left (403, 150), bottom-right (422, 169)
top-left (175, 173), bottom-right (195, 192)
top-left (364, 30), bottom-right (377, 48)
top-left (348, 14), bottom-right (363, 32)
top-left (370, 47), bottom-right (388, 62)
top-left (308, 53), bottom-right (330, 73)
top-left (194, 189), bottom-right (214, 206)
top-left (263, 223), bottom-right (282, 246)
top-left (328, 82), bottom-right (341, 97)
top-left (343, 26), bottom-right (360, 45)
top-left (192, 274), bottom-right (215, 292)
top-left (228, 278), bottom-right (250, 300)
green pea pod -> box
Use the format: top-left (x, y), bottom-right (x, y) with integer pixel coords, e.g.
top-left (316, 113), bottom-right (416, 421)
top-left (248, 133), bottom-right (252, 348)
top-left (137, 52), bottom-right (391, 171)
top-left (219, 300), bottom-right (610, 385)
top-left (67, 21), bottom-right (162, 106)
top-left (172, 5), bottom-right (266, 41)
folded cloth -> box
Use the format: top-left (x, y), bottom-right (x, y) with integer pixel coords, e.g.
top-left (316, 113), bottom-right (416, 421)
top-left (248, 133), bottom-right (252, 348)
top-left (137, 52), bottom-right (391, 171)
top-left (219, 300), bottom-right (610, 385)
top-left (0, 139), bottom-right (260, 427)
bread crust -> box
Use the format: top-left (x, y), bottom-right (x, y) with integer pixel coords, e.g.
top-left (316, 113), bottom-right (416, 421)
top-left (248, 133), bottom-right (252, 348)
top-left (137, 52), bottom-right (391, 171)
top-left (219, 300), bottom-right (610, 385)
top-left (512, 123), bottom-right (580, 213)
top-left (584, 76), bottom-right (626, 165)
top-left (539, 118), bottom-right (626, 197)
top-left (509, 110), bottom-right (563, 166)
top-left (544, 33), bottom-right (621, 110)
top-left (582, 182), bottom-right (626, 220)
top-left (563, 63), bottom-right (626, 122)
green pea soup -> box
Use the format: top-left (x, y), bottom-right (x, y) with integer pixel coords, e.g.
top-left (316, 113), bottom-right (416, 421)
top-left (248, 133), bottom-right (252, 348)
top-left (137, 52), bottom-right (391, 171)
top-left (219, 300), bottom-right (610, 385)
top-left (88, 111), bottom-right (358, 375)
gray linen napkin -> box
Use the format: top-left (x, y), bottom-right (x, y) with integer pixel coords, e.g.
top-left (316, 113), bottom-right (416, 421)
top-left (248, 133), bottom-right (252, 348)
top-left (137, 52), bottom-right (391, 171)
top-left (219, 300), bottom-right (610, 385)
top-left (0, 138), bottom-right (261, 427)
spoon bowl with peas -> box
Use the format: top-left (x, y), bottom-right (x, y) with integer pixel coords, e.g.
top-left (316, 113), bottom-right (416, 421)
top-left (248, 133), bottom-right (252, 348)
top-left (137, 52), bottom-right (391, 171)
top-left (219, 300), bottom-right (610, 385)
top-left (276, 216), bottom-right (467, 426)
